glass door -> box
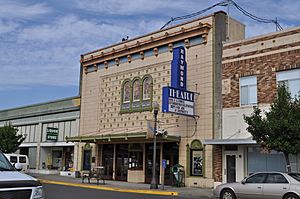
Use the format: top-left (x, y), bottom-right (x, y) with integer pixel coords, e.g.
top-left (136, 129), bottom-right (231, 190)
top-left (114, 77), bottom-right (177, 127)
top-left (102, 144), bottom-right (113, 180)
top-left (226, 155), bottom-right (236, 183)
top-left (115, 144), bottom-right (128, 181)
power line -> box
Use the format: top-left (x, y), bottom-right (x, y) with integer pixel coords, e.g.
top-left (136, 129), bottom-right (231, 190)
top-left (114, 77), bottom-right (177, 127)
top-left (160, 0), bottom-right (283, 31)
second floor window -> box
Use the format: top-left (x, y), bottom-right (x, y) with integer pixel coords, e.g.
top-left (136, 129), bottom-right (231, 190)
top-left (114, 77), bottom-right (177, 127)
top-left (240, 76), bottom-right (257, 106)
top-left (123, 81), bottom-right (131, 103)
top-left (143, 77), bottom-right (152, 100)
top-left (277, 68), bottom-right (300, 98)
top-left (133, 79), bottom-right (141, 101)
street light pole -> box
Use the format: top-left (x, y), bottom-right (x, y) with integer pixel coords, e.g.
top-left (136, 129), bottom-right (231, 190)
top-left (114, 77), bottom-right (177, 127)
top-left (150, 102), bottom-right (159, 189)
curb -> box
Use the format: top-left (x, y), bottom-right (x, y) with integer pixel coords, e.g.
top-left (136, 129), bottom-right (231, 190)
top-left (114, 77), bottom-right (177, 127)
top-left (39, 179), bottom-right (178, 196)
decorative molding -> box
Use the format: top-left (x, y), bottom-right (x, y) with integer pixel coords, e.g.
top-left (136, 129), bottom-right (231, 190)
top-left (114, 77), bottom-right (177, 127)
top-left (127, 55), bottom-right (132, 63)
top-left (168, 44), bottom-right (173, 52)
top-left (140, 51), bottom-right (144, 60)
top-left (154, 48), bottom-right (158, 57)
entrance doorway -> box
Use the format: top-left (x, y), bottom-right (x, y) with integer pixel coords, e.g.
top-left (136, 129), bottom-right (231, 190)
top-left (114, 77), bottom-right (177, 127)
top-left (163, 143), bottom-right (179, 185)
top-left (115, 144), bottom-right (128, 181)
top-left (226, 155), bottom-right (236, 183)
top-left (82, 150), bottom-right (91, 171)
top-left (145, 143), bottom-right (160, 184)
top-left (102, 144), bottom-right (113, 180)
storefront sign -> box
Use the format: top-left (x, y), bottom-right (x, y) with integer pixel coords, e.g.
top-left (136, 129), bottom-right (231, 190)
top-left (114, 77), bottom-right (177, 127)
top-left (162, 87), bottom-right (194, 116)
top-left (162, 46), bottom-right (195, 117)
top-left (171, 46), bottom-right (187, 90)
top-left (46, 127), bottom-right (58, 141)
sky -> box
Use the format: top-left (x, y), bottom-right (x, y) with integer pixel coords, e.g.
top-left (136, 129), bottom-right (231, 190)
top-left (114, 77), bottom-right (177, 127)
top-left (0, 0), bottom-right (300, 110)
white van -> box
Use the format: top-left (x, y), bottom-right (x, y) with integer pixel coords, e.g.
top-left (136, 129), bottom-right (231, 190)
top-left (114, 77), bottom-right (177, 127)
top-left (0, 150), bottom-right (43, 199)
top-left (4, 153), bottom-right (29, 172)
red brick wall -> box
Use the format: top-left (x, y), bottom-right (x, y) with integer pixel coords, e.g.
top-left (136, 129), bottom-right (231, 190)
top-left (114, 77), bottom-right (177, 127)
top-left (213, 145), bottom-right (222, 182)
top-left (222, 49), bottom-right (300, 108)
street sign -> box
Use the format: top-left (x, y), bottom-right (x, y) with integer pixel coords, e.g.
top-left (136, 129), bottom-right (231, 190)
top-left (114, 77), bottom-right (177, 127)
top-left (162, 159), bottom-right (167, 169)
top-left (46, 127), bottom-right (58, 141)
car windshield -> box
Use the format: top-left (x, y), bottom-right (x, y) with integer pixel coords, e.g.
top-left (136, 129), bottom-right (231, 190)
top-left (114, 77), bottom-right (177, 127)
top-left (0, 151), bottom-right (14, 171)
top-left (289, 173), bottom-right (300, 182)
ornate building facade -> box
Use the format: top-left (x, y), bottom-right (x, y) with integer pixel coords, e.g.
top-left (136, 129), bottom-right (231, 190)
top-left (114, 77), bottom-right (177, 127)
top-left (68, 11), bottom-right (245, 187)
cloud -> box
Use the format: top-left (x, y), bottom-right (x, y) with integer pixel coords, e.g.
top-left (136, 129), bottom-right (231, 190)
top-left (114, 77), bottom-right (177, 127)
top-left (0, 0), bottom-right (51, 20)
top-left (0, 19), bottom-right (19, 34)
top-left (74, 0), bottom-right (214, 16)
top-left (0, 14), bottom-right (165, 89)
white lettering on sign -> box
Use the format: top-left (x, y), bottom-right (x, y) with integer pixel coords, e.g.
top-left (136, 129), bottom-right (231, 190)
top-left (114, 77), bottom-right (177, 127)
top-left (179, 48), bottom-right (185, 89)
top-left (168, 98), bottom-right (194, 116)
top-left (169, 88), bottom-right (194, 101)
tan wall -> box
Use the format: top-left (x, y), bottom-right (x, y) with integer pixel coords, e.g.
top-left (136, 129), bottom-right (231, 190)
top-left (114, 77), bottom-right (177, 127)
top-left (128, 170), bottom-right (145, 183)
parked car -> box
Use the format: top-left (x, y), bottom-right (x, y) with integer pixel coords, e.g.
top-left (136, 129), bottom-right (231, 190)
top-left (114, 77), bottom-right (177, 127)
top-left (0, 150), bottom-right (43, 199)
top-left (4, 153), bottom-right (29, 172)
top-left (214, 172), bottom-right (300, 199)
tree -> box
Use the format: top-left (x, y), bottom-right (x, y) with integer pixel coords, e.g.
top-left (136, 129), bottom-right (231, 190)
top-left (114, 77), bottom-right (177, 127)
top-left (0, 123), bottom-right (25, 153)
top-left (244, 84), bottom-right (300, 172)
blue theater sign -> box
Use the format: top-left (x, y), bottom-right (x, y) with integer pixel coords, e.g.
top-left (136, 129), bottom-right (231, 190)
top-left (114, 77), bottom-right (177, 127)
top-left (162, 46), bottom-right (195, 117)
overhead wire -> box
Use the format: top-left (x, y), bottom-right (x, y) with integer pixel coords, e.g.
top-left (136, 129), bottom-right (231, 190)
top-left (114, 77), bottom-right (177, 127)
top-left (160, 0), bottom-right (283, 31)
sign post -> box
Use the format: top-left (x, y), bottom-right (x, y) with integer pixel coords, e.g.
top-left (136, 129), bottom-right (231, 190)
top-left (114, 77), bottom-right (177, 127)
top-left (162, 159), bottom-right (167, 190)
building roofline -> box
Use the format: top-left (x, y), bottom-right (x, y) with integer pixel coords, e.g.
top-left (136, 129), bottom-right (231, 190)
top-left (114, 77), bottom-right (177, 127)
top-left (0, 96), bottom-right (80, 112)
top-left (223, 26), bottom-right (300, 48)
top-left (81, 11), bottom-right (226, 57)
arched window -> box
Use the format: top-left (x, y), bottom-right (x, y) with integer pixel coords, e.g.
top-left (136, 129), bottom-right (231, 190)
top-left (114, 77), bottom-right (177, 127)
top-left (143, 77), bottom-right (152, 100)
top-left (133, 79), bottom-right (141, 101)
top-left (123, 81), bottom-right (131, 103)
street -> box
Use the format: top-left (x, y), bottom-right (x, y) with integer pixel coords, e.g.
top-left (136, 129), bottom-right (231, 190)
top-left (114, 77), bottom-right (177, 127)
top-left (43, 183), bottom-right (204, 199)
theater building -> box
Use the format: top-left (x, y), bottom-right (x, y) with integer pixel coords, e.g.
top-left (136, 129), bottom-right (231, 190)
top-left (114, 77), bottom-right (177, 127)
top-left (204, 26), bottom-right (300, 185)
top-left (68, 11), bottom-right (245, 187)
top-left (0, 97), bottom-right (80, 176)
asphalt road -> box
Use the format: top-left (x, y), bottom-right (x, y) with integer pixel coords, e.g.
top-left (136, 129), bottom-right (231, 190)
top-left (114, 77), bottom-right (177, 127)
top-left (43, 183), bottom-right (196, 199)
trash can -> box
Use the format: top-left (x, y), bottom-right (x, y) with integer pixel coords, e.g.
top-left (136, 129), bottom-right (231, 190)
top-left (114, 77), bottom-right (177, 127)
top-left (171, 164), bottom-right (185, 187)
top-left (75, 171), bottom-right (81, 178)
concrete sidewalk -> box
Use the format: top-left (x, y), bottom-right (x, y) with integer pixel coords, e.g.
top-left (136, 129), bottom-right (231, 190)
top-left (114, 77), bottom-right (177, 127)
top-left (29, 173), bottom-right (213, 198)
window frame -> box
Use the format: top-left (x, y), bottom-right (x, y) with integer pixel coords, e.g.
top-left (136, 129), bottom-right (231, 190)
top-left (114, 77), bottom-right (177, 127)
top-left (276, 68), bottom-right (300, 99)
top-left (120, 75), bottom-right (153, 113)
top-left (245, 173), bottom-right (267, 183)
top-left (239, 76), bottom-right (258, 106)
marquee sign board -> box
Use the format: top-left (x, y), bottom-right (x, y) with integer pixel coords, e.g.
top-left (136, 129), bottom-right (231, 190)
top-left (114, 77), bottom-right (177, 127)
top-left (162, 46), bottom-right (195, 117)
top-left (162, 87), bottom-right (194, 116)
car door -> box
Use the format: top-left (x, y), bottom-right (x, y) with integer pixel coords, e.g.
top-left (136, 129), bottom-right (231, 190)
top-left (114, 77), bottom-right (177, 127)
top-left (263, 173), bottom-right (290, 199)
top-left (237, 173), bottom-right (266, 199)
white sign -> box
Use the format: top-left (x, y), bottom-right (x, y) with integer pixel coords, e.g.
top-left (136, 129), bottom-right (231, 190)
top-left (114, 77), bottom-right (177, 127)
top-left (168, 98), bottom-right (194, 116)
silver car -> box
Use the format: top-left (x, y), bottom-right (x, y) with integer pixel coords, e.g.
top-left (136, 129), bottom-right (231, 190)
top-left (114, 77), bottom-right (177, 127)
top-left (214, 172), bottom-right (300, 199)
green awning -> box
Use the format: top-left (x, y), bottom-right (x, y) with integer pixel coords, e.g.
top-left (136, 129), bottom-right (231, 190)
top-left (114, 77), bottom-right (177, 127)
top-left (66, 132), bottom-right (180, 143)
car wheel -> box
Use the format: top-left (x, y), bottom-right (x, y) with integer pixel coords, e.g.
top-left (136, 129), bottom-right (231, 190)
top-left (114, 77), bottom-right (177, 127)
top-left (284, 193), bottom-right (299, 199)
top-left (220, 189), bottom-right (236, 199)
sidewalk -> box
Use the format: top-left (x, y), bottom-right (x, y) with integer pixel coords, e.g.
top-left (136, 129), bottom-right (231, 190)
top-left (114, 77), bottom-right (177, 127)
top-left (30, 173), bottom-right (213, 198)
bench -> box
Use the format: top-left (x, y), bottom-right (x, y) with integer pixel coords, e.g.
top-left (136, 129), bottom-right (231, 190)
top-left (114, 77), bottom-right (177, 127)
top-left (81, 167), bottom-right (105, 185)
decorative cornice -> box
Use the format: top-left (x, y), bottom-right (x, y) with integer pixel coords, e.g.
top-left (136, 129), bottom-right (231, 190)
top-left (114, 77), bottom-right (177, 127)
top-left (81, 23), bottom-right (212, 67)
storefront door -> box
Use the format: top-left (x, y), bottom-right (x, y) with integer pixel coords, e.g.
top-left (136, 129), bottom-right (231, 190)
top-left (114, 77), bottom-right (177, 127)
top-left (102, 144), bottom-right (113, 180)
top-left (145, 143), bottom-right (160, 184)
top-left (115, 144), bottom-right (128, 181)
top-left (163, 143), bottom-right (179, 185)
top-left (82, 150), bottom-right (91, 171)
top-left (226, 155), bottom-right (236, 183)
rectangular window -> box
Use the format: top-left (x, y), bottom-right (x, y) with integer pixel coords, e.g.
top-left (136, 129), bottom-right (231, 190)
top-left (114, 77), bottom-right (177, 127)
top-left (240, 76), bottom-right (257, 106)
top-left (277, 68), bottom-right (300, 98)
top-left (10, 156), bottom-right (17, 163)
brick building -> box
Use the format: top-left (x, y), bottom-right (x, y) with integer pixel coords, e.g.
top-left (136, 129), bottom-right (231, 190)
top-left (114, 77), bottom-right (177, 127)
top-left (205, 27), bottom-right (300, 185)
top-left (67, 11), bottom-right (244, 187)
